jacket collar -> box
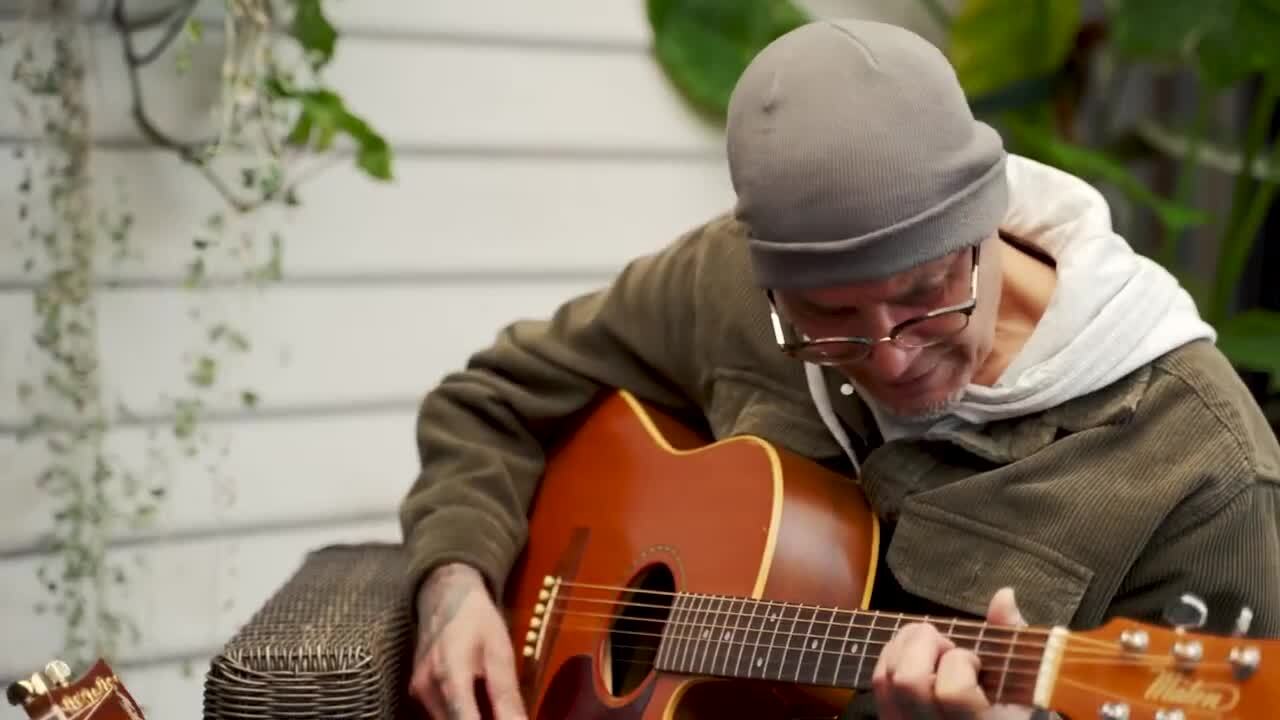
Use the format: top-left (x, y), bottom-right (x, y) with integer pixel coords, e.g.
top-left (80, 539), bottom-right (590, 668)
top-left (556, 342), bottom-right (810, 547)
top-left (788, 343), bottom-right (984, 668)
top-left (819, 362), bottom-right (1151, 465)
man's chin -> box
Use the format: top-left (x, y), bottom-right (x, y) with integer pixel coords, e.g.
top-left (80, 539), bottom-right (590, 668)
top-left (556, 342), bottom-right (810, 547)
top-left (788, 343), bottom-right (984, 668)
top-left (873, 387), bottom-right (964, 422)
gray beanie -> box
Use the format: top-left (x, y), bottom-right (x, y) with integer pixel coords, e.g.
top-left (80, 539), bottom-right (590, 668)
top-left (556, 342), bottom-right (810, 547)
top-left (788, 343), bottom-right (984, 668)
top-left (726, 18), bottom-right (1008, 289)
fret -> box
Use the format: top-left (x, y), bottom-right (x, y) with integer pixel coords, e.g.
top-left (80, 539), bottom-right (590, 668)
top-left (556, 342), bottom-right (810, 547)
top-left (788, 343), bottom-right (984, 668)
top-left (831, 607), bottom-right (856, 686)
top-left (849, 612), bottom-right (900, 689)
top-left (677, 593), bottom-right (706, 673)
top-left (786, 604), bottom-right (818, 682)
top-left (741, 597), bottom-right (767, 678)
top-left (719, 597), bottom-right (744, 677)
top-left (760, 599), bottom-right (783, 680)
top-left (660, 589), bottom-right (691, 666)
top-left (777, 602), bottom-right (799, 681)
top-left (695, 595), bottom-right (724, 674)
top-left (995, 626), bottom-right (1020, 704)
top-left (810, 606), bottom-right (838, 685)
top-left (693, 594), bottom-right (712, 674)
top-left (658, 592), bottom-right (688, 670)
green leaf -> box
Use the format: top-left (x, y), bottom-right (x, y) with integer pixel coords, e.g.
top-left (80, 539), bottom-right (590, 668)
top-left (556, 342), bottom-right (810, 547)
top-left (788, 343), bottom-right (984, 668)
top-left (647, 0), bottom-right (811, 124)
top-left (275, 84), bottom-right (394, 180)
top-left (947, 0), bottom-right (1080, 100)
top-left (184, 257), bottom-right (206, 289)
top-left (188, 356), bottom-right (217, 388)
top-left (173, 399), bottom-right (201, 440)
top-left (1004, 114), bottom-right (1210, 234)
top-left (1215, 310), bottom-right (1280, 388)
top-left (291, 0), bottom-right (338, 70)
top-left (1108, 0), bottom-right (1204, 59)
top-left (355, 133), bottom-right (392, 180)
top-left (1110, 0), bottom-right (1280, 87)
top-left (285, 112), bottom-right (313, 147)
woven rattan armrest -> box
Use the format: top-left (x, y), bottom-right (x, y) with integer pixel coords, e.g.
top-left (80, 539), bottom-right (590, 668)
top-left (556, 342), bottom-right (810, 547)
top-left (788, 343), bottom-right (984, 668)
top-left (203, 542), bottom-right (417, 719)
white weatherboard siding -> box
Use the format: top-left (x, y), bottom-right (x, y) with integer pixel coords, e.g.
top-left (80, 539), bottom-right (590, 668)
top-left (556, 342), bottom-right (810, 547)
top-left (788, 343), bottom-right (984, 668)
top-left (0, 2), bottom-right (734, 714)
top-left (0, 1), bottom-right (947, 714)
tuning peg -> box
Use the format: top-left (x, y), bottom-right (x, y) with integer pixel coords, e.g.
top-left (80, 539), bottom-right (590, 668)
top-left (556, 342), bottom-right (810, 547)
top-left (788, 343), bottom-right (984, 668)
top-left (1162, 593), bottom-right (1207, 631)
top-left (25, 673), bottom-right (48, 697)
top-left (1099, 702), bottom-right (1130, 719)
top-left (5, 679), bottom-right (36, 707)
top-left (1233, 607), bottom-right (1254, 637)
top-left (43, 660), bottom-right (71, 687)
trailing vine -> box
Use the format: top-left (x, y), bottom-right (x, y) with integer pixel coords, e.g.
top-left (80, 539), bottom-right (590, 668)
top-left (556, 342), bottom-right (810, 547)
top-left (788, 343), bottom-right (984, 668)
top-left (8, 0), bottom-right (391, 671)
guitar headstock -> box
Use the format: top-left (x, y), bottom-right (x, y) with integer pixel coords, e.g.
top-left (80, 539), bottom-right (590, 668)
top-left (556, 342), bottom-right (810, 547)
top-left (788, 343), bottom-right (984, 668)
top-left (1047, 596), bottom-right (1276, 719)
top-left (6, 659), bottom-right (145, 719)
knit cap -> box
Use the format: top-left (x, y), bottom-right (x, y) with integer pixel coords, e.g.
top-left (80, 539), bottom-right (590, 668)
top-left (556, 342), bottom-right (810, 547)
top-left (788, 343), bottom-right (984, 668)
top-left (726, 18), bottom-right (1008, 289)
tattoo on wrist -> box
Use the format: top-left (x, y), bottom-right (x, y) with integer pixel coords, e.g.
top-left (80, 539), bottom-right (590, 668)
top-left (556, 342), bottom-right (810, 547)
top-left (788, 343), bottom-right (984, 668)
top-left (416, 566), bottom-right (479, 657)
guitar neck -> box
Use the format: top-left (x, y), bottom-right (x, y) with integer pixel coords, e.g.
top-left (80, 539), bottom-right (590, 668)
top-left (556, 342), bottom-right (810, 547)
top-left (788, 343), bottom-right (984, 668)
top-left (653, 592), bottom-right (1048, 705)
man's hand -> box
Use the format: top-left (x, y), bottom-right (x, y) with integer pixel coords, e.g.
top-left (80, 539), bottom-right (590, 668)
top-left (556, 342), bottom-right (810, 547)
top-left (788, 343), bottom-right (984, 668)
top-left (870, 587), bottom-right (1033, 720)
top-left (408, 563), bottom-right (527, 720)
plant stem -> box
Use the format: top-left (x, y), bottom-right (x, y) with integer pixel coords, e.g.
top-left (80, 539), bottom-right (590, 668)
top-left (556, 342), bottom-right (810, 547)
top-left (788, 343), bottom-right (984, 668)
top-left (1159, 81), bottom-right (1214, 272)
top-left (1216, 137), bottom-right (1280, 322)
top-left (1211, 74), bottom-right (1280, 325)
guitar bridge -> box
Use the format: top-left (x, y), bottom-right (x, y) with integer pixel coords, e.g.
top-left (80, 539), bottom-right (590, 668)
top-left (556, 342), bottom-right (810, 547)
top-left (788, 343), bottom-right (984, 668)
top-left (523, 575), bottom-right (563, 663)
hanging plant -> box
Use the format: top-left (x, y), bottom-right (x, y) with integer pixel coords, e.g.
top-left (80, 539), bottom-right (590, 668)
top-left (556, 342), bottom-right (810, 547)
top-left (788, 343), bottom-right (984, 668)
top-left (8, 0), bottom-right (392, 671)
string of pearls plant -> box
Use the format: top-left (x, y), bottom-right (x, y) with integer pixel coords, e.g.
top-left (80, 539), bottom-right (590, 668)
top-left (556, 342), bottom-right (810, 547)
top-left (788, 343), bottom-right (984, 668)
top-left (7, 0), bottom-right (390, 672)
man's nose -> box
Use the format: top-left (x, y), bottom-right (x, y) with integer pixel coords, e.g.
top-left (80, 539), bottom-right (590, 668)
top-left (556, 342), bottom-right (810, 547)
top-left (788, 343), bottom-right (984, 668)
top-left (863, 340), bottom-right (918, 381)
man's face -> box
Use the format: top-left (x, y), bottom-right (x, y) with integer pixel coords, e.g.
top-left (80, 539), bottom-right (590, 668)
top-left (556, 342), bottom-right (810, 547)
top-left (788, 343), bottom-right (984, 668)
top-left (772, 235), bottom-right (1001, 420)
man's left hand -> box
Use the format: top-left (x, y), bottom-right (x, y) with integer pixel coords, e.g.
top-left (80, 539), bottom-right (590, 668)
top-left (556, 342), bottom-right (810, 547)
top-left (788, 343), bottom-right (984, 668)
top-left (870, 587), bottom-right (1033, 720)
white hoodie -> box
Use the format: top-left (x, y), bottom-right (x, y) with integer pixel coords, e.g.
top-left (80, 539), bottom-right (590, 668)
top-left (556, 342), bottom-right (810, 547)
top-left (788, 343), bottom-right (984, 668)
top-left (807, 154), bottom-right (1218, 470)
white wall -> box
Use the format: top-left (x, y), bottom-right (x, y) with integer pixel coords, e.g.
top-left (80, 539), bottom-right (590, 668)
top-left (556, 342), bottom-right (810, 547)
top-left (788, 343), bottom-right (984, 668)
top-left (0, 1), bottom-right (945, 715)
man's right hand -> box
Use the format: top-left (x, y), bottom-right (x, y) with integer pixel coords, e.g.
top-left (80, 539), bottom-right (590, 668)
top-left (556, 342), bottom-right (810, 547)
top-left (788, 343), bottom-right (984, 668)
top-left (408, 562), bottom-right (528, 720)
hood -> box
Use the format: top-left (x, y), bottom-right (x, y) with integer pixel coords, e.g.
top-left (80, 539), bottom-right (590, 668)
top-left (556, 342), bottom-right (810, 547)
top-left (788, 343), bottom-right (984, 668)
top-left (810, 154), bottom-right (1217, 452)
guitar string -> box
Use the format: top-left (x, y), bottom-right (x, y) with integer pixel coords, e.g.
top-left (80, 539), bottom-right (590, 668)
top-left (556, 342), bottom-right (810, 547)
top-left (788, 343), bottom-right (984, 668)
top-left (543, 595), bottom-right (1128, 654)
top-left (546, 594), bottom-right (1058, 649)
top-left (542, 625), bottom-right (1223, 676)
top-left (571, 637), bottom-right (1044, 697)
top-left (546, 623), bottom-right (1046, 676)
top-left (546, 607), bottom-right (1050, 662)
top-left (541, 610), bottom-right (1223, 665)
top-left (544, 581), bottom-right (1229, 655)
top-left (550, 580), bottom-right (1055, 637)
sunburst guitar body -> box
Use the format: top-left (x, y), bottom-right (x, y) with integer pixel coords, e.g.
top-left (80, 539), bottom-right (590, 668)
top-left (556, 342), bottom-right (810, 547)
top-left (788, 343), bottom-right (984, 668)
top-left (500, 390), bottom-right (1280, 720)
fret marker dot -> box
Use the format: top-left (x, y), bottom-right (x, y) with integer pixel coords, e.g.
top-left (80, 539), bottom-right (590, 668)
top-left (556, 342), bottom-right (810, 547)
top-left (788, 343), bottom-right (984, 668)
top-left (810, 639), bottom-right (818, 649)
top-left (768, 614), bottom-right (776, 622)
top-left (847, 643), bottom-right (859, 654)
top-left (755, 658), bottom-right (764, 668)
top-left (701, 629), bottom-right (710, 639)
top-left (722, 631), bottom-right (732, 640)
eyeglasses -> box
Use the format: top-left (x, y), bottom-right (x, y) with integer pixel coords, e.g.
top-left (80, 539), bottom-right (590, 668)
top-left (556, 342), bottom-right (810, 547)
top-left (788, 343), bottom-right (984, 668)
top-left (768, 245), bottom-right (980, 366)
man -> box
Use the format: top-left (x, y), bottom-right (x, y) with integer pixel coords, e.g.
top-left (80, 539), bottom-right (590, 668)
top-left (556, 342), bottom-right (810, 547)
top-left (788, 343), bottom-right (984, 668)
top-left (401, 18), bottom-right (1280, 720)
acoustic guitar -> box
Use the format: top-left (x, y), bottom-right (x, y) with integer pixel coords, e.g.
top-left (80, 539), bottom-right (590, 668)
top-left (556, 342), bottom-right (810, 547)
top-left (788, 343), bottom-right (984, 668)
top-left (6, 658), bottom-right (145, 719)
top-left (501, 390), bottom-right (1278, 719)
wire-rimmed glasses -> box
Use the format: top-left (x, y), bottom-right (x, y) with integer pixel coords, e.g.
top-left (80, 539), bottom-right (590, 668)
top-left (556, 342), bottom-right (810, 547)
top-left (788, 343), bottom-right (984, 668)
top-left (768, 245), bottom-right (980, 367)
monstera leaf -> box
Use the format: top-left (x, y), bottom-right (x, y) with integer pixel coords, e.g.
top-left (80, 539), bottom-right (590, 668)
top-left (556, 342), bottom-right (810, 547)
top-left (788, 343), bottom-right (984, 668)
top-left (1110, 0), bottom-right (1280, 87)
top-left (947, 0), bottom-right (1081, 102)
top-left (647, 0), bottom-right (810, 123)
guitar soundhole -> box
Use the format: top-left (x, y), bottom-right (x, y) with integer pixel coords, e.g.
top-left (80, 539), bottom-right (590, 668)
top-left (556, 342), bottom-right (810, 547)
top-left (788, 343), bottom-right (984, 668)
top-left (604, 563), bottom-right (675, 697)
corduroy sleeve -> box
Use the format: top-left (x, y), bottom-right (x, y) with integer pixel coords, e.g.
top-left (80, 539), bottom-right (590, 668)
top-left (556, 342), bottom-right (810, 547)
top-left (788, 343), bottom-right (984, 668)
top-left (1105, 476), bottom-right (1280, 638)
top-left (398, 223), bottom-right (713, 605)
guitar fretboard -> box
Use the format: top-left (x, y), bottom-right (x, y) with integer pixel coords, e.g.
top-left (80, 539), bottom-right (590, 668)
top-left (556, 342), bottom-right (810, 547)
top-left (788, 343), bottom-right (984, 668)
top-left (653, 592), bottom-right (1044, 705)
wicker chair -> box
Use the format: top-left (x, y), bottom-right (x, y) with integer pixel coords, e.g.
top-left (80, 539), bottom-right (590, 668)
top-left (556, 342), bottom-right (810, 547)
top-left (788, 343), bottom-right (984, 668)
top-left (202, 542), bottom-right (417, 720)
